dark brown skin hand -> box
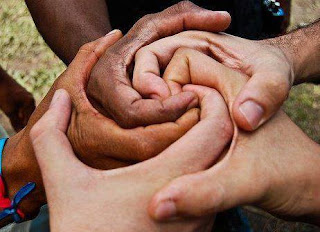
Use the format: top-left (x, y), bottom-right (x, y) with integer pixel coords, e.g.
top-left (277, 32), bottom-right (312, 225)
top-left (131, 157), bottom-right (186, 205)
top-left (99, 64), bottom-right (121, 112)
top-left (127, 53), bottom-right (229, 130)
top-left (87, 1), bottom-right (231, 129)
top-left (1, 32), bottom-right (199, 223)
top-left (25, 0), bottom-right (111, 64)
top-left (0, 67), bottom-right (35, 132)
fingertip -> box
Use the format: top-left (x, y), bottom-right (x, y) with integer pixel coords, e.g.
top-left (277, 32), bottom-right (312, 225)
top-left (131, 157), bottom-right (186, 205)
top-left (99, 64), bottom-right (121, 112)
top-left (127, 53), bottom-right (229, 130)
top-left (104, 29), bottom-right (123, 42)
top-left (233, 104), bottom-right (255, 131)
top-left (106, 29), bottom-right (122, 37)
top-left (216, 11), bottom-right (232, 30)
top-left (175, 107), bottom-right (200, 131)
top-left (133, 73), bottom-right (171, 100)
top-left (49, 89), bottom-right (71, 109)
top-left (201, 10), bottom-right (231, 32)
top-left (150, 200), bottom-right (177, 221)
top-left (186, 95), bottom-right (199, 110)
top-left (180, 91), bottom-right (199, 109)
top-left (149, 185), bottom-right (181, 221)
top-left (233, 98), bottom-right (264, 131)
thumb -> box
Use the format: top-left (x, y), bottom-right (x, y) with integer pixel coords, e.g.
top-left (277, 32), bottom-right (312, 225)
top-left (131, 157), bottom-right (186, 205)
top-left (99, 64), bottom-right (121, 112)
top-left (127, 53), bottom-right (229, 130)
top-left (30, 89), bottom-right (83, 183)
top-left (149, 162), bottom-right (265, 220)
top-left (233, 71), bottom-right (290, 131)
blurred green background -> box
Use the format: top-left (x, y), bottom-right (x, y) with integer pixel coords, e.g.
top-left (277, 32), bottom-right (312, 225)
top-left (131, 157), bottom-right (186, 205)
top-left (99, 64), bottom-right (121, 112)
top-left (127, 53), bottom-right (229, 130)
top-left (0, 0), bottom-right (319, 141)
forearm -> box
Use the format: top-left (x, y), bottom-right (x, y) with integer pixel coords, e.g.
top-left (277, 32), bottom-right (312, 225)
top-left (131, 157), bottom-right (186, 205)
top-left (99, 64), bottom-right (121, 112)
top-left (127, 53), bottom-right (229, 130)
top-left (25, 0), bottom-right (112, 64)
top-left (267, 19), bottom-right (320, 84)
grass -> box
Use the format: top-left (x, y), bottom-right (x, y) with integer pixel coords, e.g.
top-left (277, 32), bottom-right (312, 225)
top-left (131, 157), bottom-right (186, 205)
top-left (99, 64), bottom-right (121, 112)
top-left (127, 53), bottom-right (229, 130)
top-left (0, 0), bottom-right (319, 143)
top-left (0, 0), bottom-right (65, 100)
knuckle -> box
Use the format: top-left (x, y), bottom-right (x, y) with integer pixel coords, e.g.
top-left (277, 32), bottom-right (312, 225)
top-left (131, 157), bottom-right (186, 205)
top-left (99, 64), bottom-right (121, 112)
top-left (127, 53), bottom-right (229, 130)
top-left (175, 47), bottom-right (191, 56)
top-left (136, 14), bottom-right (156, 29)
top-left (264, 76), bottom-right (290, 105)
top-left (156, 105), bottom-right (170, 117)
top-left (175, 1), bottom-right (196, 13)
top-left (104, 44), bottom-right (124, 59)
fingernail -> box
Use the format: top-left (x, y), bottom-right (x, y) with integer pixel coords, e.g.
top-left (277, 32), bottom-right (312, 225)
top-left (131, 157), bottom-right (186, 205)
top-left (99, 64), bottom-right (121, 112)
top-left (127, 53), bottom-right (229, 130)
top-left (106, 29), bottom-right (119, 36)
top-left (217, 11), bottom-right (230, 17)
top-left (239, 100), bottom-right (264, 130)
top-left (50, 89), bottom-right (64, 108)
top-left (154, 201), bottom-right (177, 220)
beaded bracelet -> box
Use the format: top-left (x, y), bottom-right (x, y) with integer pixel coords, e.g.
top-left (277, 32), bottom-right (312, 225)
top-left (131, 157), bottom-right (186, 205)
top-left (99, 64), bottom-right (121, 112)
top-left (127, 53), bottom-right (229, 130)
top-left (0, 138), bottom-right (35, 223)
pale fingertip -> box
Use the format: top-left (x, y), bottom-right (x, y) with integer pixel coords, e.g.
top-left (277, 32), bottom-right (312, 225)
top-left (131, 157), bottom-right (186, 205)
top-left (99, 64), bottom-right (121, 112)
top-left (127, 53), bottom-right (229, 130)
top-left (153, 200), bottom-right (177, 221)
top-left (186, 96), bottom-right (199, 110)
top-left (238, 100), bottom-right (264, 130)
top-left (106, 29), bottom-right (122, 36)
top-left (49, 89), bottom-right (70, 109)
top-left (149, 186), bottom-right (179, 220)
top-left (217, 11), bottom-right (231, 18)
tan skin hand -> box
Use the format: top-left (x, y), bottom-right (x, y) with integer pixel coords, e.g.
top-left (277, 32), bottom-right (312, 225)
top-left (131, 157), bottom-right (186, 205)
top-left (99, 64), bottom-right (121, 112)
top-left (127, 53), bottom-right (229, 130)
top-left (1, 33), bottom-right (198, 221)
top-left (30, 85), bottom-right (232, 232)
top-left (133, 31), bottom-right (294, 131)
top-left (148, 48), bottom-right (320, 225)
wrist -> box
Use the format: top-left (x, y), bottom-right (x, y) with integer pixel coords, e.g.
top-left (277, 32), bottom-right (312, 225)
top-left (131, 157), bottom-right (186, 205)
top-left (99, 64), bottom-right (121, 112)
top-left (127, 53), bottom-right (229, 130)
top-left (2, 131), bottom-right (45, 221)
top-left (264, 22), bottom-right (320, 85)
top-left (263, 34), bottom-right (300, 84)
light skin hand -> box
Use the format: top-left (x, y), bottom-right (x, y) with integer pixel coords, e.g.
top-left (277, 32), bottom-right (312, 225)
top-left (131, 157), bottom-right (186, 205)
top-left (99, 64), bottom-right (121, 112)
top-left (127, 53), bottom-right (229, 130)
top-left (133, 21), bottom-right (320, 131)
top-left (1, 32), bottom-right (199, 223)
top-left (87, 1), bottom-right (231, 128)
top-left (30, 84), bottom-right (233, 232)
top-left (148, 49), bottom-right (320, 226)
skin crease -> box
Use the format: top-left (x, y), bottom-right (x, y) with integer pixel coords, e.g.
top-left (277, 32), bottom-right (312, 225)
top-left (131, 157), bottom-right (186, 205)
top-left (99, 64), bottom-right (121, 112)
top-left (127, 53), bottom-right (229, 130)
top-left (2, 0), bottom-right (317, 227)
top-left (30, 84), bottom-right (233, 232)
top-left (25, 0), bottom-right (295, 131)
top-left (142, 48), bottom-right (320, 226)
top-left (0, 67), bottom-right (35, 132)
top-left (0, 3), bottom-right (232, 224)
top-left (0, 2), bottom-right (230, 224)
top-left (0, 33), bottom-right (200, 226)
top-left (26, 0), bottom-right (232, 129)
top-left (133, 20), bottom-right (320, 131)
top-left (85, 2), bottom-right (231, 129)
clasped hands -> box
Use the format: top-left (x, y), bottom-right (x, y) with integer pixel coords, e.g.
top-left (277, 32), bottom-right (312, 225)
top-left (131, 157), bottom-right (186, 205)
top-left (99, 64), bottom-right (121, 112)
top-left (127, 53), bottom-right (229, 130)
top-left (10, 2), bottom-right (320, 231)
